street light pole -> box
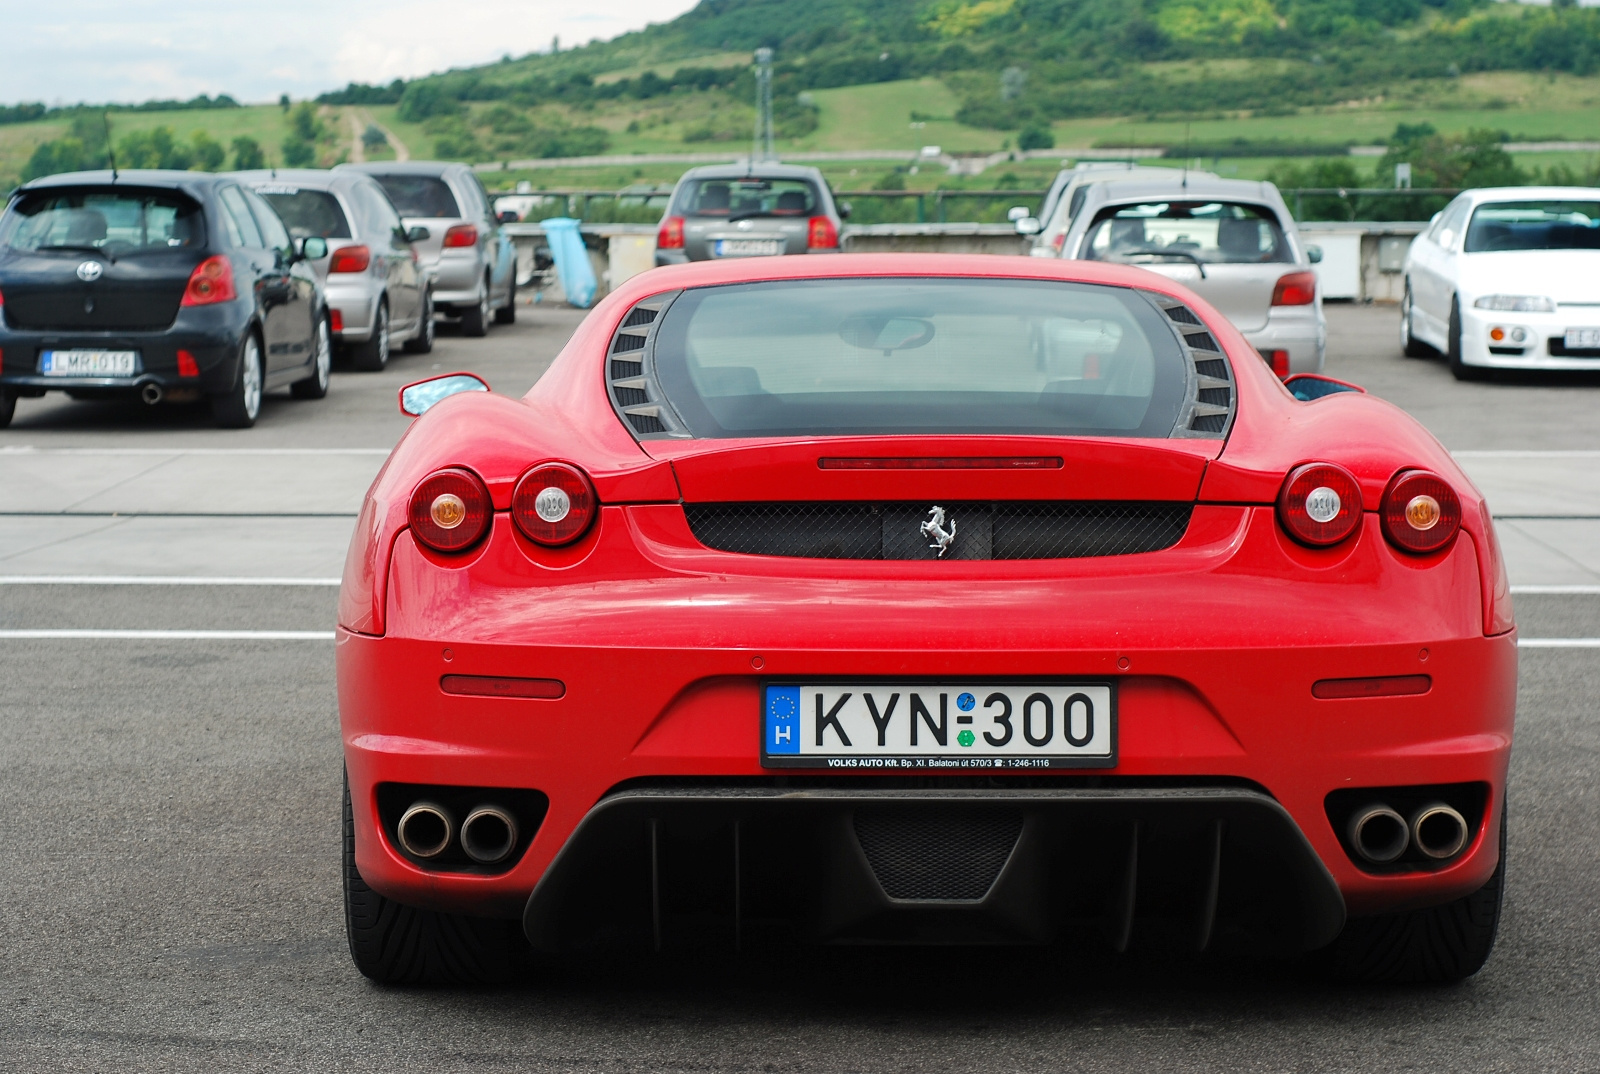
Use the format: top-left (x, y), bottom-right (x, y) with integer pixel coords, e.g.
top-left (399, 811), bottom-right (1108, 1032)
top-left (753, 47), bottom-right (774, 164)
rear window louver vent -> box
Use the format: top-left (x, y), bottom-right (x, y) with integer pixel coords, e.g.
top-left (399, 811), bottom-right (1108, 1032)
top-left (684, 502), bottom-right (1193, 560)
top-left (605, 291), bottom-right (689, 438)
top-left (1142, 291), bottom-right (1235, 440)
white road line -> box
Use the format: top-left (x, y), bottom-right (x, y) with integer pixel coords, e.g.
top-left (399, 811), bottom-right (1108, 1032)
top-left (0, 446), bottom-right (389, 456)
top-left (0, 629), bottom-right (334, 640)
top-left (1512, 585), bottom-right (1600, 595)
top-left (1518, 638), bottom-right (1600, 648)
top-left (1453, 450), bottom-right (1600, 458)
top-left (0, 576), bottom-right (342, 586)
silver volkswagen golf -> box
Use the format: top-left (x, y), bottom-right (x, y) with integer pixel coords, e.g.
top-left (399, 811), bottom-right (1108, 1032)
top-left (232, 169), bottom-right (431, 371)
top-left (341, 162), bottom-right (516, 337)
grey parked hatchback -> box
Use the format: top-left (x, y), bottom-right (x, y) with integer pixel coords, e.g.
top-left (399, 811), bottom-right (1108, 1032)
top-left (654, 163), bottom-right (846, 265)
top-left (341, 162), bottom-right (516, 336)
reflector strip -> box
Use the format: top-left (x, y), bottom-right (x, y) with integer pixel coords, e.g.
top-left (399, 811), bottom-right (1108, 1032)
top-left (818, 457), bottom-right (1064, 470)
top-left (441, 675), bottom-right (565, 699)
top-left (0, 629), bottom-right (332, 640)
top-left (1312, 675), bottom-right (1431, 699)
top-left (1519, 638), bottom-right (1600, 648)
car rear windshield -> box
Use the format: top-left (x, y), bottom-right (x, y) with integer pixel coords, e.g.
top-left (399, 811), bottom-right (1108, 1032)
top-left (252, 186), bottom-right (352, 239)
top-left (651, 278), bottom-right (1187, 438)
top-left (1083, 201), bottom-right (1291, 265)
top-left (0, 188), bottom-right (203, 254)
top-left (370, 175), bottom-right (460, 219)
top-left (673, 178), bottom-right (820, 218)
top-left (1465, 201), bottom-right (1600, 252)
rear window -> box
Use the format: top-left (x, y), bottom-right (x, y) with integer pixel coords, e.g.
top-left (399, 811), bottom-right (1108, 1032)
top-left (1465, 201), bottom-right (1600, 252)
top-left (673, 178), bottom-right (819, 218)
top-left (371, 175), bottom-right (460, 219)
top-left (0, 188), bottom-right (203, 254)
top-left (252, 186), bottom-right (352, 239)
top-left (650, 278), bottom-right (1187, 438)
top-left (1084, 201), bottom-right (1291, 266)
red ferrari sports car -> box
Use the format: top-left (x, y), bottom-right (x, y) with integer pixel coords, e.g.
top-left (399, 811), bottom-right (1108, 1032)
top-left (336, 254), bottom-right (1515, 986)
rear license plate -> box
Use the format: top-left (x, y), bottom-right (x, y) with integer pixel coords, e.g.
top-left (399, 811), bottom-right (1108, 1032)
top-left (39, 349), bottom-right (139, 377)
top-left (713, 239), bottom-right (782, 258)
top-left (762, 682), bottom-right (1116, 769)
top-left (1564, 328), bottom-right (1600, 349)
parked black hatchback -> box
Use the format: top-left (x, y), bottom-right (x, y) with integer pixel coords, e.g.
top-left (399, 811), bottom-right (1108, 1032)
top-left (0, 170), bottom-right (331, 428)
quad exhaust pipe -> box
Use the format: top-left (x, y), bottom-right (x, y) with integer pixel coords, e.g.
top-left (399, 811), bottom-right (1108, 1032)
top-left (1347, 800), bottom-right (1469, 865)
top-left (396, 800), bottom-right (520, 864)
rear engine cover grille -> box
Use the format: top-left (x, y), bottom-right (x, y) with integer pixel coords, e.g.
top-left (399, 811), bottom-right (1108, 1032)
top-left (854, 808), bottom-right (1023, 901)
top-left (683, 501), bottom-right (1192, 560)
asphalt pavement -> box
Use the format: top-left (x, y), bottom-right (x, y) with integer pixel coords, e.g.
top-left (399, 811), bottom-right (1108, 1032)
top-left (2, 301), bottom-right (1600, 1072)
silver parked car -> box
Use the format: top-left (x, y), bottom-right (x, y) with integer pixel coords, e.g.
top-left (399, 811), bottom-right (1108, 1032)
top-left (1016, 162), bottom-right (1219, 257)
top-left (232, 169), bottom-right (431, 370)
top-left (341, 162), bottom-right (516, 336)
top-left (654, 163), bottom-right (847, 265)
top-left (1057, 175), bottom-right (1326, 376)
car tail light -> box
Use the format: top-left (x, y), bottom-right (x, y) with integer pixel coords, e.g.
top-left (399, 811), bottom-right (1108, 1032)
top-left (408, 468), bottom-right (492, 553)
top-left (1262, 349), bottom-right (1290, 378)
top-left (180, 255), bottom-right (237, 306)
top-left (1052, 233), bottom-right (1066, 252)
top-left (1278, 462), bottom-right (1363, 547)
top-left (1381, 469), bottom-right (1461, 554)
top-left (657, 216), bottom-right (685, 250)
top-left (329, 309), bottom-right (343, 333)
top-left (511, 463), bottom-right (597, 546)
top-left (443, 224), bottom-right (478, 248)
top-left (808, 216), bottom-right (839, 249)
top-left (176, 350), bottom-right (200, 377)
top-left (329, 245), bottom-right (371, 273)
top-left (1271, 271), bottom-right (1317, 306)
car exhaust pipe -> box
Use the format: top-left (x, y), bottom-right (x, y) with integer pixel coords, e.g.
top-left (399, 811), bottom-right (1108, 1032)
top-left (1347, 804), bottom-right (1409, 864)
top-left (460, 805), bottom-right (519, 865)
top-left (396, 801), bottom-right (454, 859)
top-left (1411, 802), bottom-right (1469, 861)
top-left (140, 382), bottom-right (164, 405)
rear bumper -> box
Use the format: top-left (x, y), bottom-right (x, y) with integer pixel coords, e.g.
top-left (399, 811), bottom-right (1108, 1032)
top-left (1242, 307), bottom-right (1326, 375)
top-left (0, 305), bottom-right (248, 397)
top-left (428, 251), bottom-right (484, 304)
top-left (338, 505), bottom-right (1516, 938)
top-left (326, 280), bottom-right (380, 343)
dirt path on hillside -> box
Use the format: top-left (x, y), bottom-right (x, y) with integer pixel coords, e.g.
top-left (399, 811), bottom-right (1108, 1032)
top-left (345, 108), bottom-right (411, 163)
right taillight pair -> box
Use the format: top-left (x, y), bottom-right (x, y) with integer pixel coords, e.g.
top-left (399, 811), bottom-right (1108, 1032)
top-left (1277, 463), bottom-right (1460, 553)
top-left (408, 463), bottom-right (597, 554)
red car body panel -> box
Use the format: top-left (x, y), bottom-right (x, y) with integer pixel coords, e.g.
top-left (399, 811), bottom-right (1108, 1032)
top-left (337, 254), bottom-right (1516, 934)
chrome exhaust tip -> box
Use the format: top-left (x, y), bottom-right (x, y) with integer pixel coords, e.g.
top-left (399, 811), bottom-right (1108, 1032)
top-left (460, 805), bottom-right (519, 865)
top-left (1348, 804), bottom-right (1409, 864)
top-left (1411, 802), bottom-right (1469, 861)
top-left (396, 801), bottom-right (454, 859)
top-left (140, 382), bottom-right (164, 405)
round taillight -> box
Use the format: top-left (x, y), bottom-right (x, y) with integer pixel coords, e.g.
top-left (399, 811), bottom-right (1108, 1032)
top-left (408, 468), bottom-right (491, 553)
top-left (1381, 469), bottom-right (1461, 554)
top-left (512, 463), bottom-right (597, 546)
top-left (1277, 462), bottom-right (1363, 547)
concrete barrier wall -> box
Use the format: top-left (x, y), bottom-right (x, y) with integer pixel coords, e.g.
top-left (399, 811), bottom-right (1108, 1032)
top-left (505, 221), bottom-right (1423, 306)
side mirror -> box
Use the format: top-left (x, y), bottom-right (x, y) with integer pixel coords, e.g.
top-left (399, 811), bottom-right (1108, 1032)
top-left (406, 226), bottom-right (430, 243)
top-left (399, 372), bottom-right (490, 417)
top-left (1305, 244), bottom-right (1324, 264)
top-left (294, 236), bottom-right (328, 262)
top-left (837, 201), bottom-right (852, 220)
top-left (1014, 217), bottom-right (1042, 236)
top-left (1283, 373), bottom-right (1364, 401)
top-left (498, 210), bottom-right (520, 224)
top-left (1007, 206), bottom-right (1030, 222)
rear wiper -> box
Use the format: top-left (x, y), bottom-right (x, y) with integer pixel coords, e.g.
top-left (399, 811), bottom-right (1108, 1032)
top-left (35, 244), bottom-right (104, 253)
top-left (726, 210), bottom-right (775, 223)
top-left (1122, 249), bottom-right (1207, 278)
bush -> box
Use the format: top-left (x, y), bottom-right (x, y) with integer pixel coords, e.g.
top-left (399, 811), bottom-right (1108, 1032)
top-left (231, 137), bottom-right (265, 170)
top-left (397, 82), bottom-right (461, 122)
top-left (190, 131), bottom-right (225, 172)
top-left (1017, 124), bottom-right (1055, 151)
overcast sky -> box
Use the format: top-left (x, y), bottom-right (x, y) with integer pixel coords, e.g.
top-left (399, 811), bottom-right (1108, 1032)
top-left (0, 0), bottom-right (702, 106)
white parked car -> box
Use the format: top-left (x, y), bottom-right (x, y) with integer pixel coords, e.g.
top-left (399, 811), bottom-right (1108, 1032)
top-left (1401, 186), bottom-right (1600, 379)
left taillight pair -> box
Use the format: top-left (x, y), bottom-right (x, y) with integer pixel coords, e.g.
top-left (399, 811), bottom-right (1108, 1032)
top-left (408, 463), bottom-right (596, 554)
top-left (1278, 463), bottom-right (1460, 554)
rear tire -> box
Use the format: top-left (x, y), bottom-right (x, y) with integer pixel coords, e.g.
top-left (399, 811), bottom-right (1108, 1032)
top-left (493, 273), bottom-right (516, 325)
top-left (1321, 803), bottom-right (1506, 984)
top-left (211, 332), bottom-right (263, 429)
top-left (291, 315), bottom-right (332, 399)
top-left (1447, 296), bottom-right (1485, 381)
top-left (403, 290), bottom-right (435, 354)
top-left (349, 302), bottom-right (390, 372)
top-left (460, 280), bottom-right (490, 338)
top-left (342, 771), bottom-right (527, 986)
top-left (1400, 282), bottom-right (1433, 358)
top-left (0, 389), bottom-right (15, 429)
